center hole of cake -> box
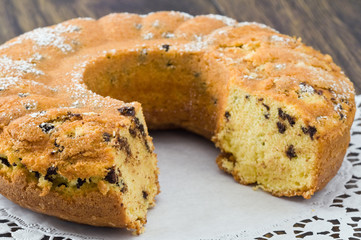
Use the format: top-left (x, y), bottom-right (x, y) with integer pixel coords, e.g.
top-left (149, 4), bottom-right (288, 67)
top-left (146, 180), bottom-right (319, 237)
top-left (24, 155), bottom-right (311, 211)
top-left (82, 49), bottom-right (225, 138)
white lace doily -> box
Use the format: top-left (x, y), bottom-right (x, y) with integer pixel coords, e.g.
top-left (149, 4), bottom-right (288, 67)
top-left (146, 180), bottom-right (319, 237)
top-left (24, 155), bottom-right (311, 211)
top-left (1, 96), bottom-right (361, 240)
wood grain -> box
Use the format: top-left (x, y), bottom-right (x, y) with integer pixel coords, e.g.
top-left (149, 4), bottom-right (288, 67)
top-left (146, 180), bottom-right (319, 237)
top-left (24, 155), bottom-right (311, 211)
top-left (1, 0), bottom-right (360, 93)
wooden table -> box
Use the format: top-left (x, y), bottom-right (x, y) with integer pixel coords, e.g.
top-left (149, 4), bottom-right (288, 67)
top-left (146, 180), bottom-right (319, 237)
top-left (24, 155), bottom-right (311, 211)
top-left (1, 0), bottom-right (360, 94)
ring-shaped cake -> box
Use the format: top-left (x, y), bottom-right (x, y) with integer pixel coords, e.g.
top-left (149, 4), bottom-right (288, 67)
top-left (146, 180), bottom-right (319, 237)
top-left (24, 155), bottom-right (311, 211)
top-left (0, 12), bottom-right (355, 233)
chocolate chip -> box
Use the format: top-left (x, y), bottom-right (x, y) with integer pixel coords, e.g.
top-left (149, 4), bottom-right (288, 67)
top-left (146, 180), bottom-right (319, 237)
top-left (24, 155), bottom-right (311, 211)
top-left (133, 117), bottom-right (145, 137)
top-left (115, 136), bottom-right (132, 156)
top-left (57, 183), bottom-right (68, 188)
top-left (18, 93), bottom-right (29, 98)
top-left (142, 190), bottom-right (148, 199)
top-left (46, 166), bottom-right (57, 176)
top-left (316, 89), bottom-right (323, 95)
top-left (39, 123), bottom-right (54, 134)
top-left (286, 145), bottom-right (297, 159)
top-left (278, 108), bottom-right (286, 120)
top-left (120, 182), bottom-right (128, 193)
top-left (301, 127), bottom-right (307, 133)
top-left (162, 44), bottom-right (170, 52)
top-left (0, 157), bottom-right (10, 167)
top-left (258, 98), bottom-right (264, 101)
top-left (103, 132), bottom-right (111, 142)
top-left (286, 115), bottom-right (295, 126)
top-left (24, 102), bottom-right (36, 110)
top-left (194, 72), bottom-right (201, 78)
top-left (277, 122), bottom-right (286, 134)
top-left (67, 112), bottom-right (83, 120)
top-left (264, 113), bottom-right (270, 119)
top-left (104, 167), bottom-right (118, 184)
top-left (225, 111), bottom-right (231, 121)
top-left (54, 140), bottom-right (60, 148)
top-left (278, 108), bottom-right (295, 126)
top-left (33, 171), bottom-right (40, 178)
top-left (129, 118), bottom-right (146, 139)
top-left (45, 166), bottom-right (57, 181)
top-left (340, 113), bottom-right (344, 120)
top-left (76, 178), bottom-right (86, 188)
top-left (135, 23), bottom-right (142, 30)
top-left (166, 61), bottom-right (173, 67)
top-left (221, 152), bottom-right (236, 163)
top-left (53, 140), bottom-right (64, 153)
top-left (58, 146), bottom-right (64, 152)
top-left (129, 128), bottom-right (137, 137)
top-left (144, 139), bottom-right (151, 153)
top-left (262, 103), bottom-right (270, 111)
top-left (56, 112), bottom-right (82, 122)
top-left (12, 162), bottom-right (17, 167)
top-left (245, 95), bottom-right (250, 100)
top-left (117, 106), bottom-right (135, 117)
top-left (309, 127), bottom-right (317, 140)
top-left (302, 126), bottom-right (317, 140)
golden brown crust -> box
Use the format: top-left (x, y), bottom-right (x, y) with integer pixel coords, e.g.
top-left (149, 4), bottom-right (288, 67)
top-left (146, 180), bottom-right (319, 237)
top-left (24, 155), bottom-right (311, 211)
top-left (0, 169), bottom-right (135, 229)
top-left (0, 11), bottom-right (356, 232)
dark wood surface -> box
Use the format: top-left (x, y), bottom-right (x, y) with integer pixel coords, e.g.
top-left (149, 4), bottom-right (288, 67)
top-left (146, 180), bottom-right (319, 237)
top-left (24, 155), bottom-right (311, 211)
top-left (1, 0), bottom-right (360, 94)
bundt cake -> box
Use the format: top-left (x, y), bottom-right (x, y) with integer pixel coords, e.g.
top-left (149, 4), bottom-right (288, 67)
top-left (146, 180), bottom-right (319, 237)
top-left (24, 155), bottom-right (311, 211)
top-left (0, 11), bottom-right (355, 234)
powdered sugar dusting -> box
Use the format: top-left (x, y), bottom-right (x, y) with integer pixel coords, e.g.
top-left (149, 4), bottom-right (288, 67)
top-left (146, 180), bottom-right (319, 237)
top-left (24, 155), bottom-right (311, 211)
top-left (299, 82), bottom-right (315, 94)
top-left (0, 77), bottom-right (57, 93)
top-left (193, 34), bottom-right (203, 42)
top-left (296, 62), bottom-right (352, 98)
top-left (135, 23), bottom-right (142, 30)
top-left (243, 73), bottom-right (259, 80)
top-left (22, 99), bottom-right (38, 110)
top-left (0, 77), bottom-right (21, 91)
top-left (270, 35), bottom-right (292, 44)
top-left (274, 63), bottom-right (286, 70)
top-left (29, 111), bottom-right (47, 118)
top-left (82, 112), bottom-right (98, 116)
top-left (142, 32), bottom-right (154, 40)
top-left (29, 53), bottom-right (44, 62)
top-left (140, 11), bottom-right (193, 20)
top-left (162, 32), bottom-right (175, 39)
top-left (152, 20), bottom-right (160, 28)
top-left (0, 56), bottom-right (44, 77)
top-left (169, 11), bottom-right (193, 19)
top-left (18, 92), bottom-right (30, 98)
top-left (1, 24), bottom-right (81, 53)
top-left (176, 40), bottom-right (209, 52)
top-left (237, 22), bottom-right (279, 33)
top-left (316, 116), bottom-right (328, 122)
top-left (28, 24), bottom-right (80, 52)
top-left (71, 100), bottom-right (81, 108)
top-left (215, 29), bottom-right (230, 37)
top-left (204, 14), bottom-right (237, 26)
top-left (77, 17), bottom-right (94, 21)
top-left (63, 60), bottom-right (106, 109)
